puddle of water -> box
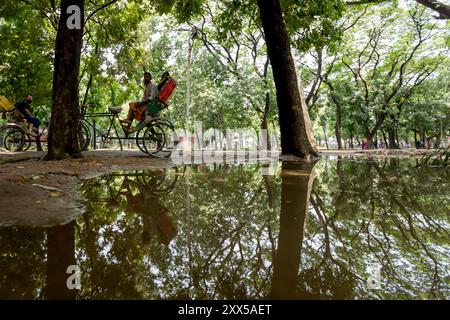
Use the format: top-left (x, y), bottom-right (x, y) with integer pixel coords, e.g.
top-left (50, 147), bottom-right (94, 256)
top-left (0, 157), bottom-right (449, 299)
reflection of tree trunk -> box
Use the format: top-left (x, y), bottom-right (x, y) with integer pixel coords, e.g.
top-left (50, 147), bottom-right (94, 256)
top-left (337, 157), bottom-right (344, 187)
top-left (262, 167), bottom-right (274, 208)
top-left (45, 221), bottom-right (76, 300)
top-left (389, 158), bottom-right (399, 171)
top-left (270, 161), bottom-right (317, 299)
top-left (184, 167), bottom-right (194, 292)
top-left (334, 157), bottom-right (346, 219)
top-left (83, 212), bottom-right (98, 262)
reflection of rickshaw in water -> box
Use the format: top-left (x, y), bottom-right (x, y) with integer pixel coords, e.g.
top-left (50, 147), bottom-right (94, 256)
top-left (82, 167), bottom-right (179, 245)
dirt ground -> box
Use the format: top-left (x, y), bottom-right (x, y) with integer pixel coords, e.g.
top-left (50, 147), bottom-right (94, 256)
top-left (0, 148), bottom-right (437, 227)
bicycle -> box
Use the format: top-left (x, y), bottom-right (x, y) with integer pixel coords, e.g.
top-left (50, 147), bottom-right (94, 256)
top-left (0, 114), bottom-right (49, 152)
top-left (79, 100), bottom-right (178, 157)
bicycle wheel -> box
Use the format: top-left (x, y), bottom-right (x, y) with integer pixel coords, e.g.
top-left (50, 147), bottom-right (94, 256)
top-left (142, 123), bottom-right (166, 156)
top-left (3, 126), bottom-right (26, 152)
top-left (135, 122), bottom-right (148, 154)
top-left (148, 119), bottom-right (177, 158)
top-left (135, 167), bottom-right (179, 196)
top-left (78, 121), bottom-right (90, 151)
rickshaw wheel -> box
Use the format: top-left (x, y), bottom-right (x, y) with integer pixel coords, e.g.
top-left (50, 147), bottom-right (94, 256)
top-left (2, 126), bottom-right (26, 152)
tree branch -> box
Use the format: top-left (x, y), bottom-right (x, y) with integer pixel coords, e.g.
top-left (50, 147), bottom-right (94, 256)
top-left (85, 0), bottom-right (120, 24)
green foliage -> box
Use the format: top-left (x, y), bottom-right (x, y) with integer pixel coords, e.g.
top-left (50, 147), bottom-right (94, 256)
top-left (310, 2), bottom-right (449, 146)
top-left (0, 0), bottom-right (54, 113)
top-left (0, 0), bottom-right (448, 146)
top-left (149, 0), bottom-right (204, 22)
top-left (285, 0), bottom-right (346, 52)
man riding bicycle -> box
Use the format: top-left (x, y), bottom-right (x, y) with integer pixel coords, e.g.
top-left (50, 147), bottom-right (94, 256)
top-left (15, 94), bottom-right (41, 135)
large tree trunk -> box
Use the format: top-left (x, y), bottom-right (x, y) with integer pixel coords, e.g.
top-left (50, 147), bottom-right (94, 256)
top-left (261, 91), bottom-right (272, 150)
top-left (416, 0), bottom-right (450, 19)
top-left (335, 105), bottom-right (343, 150)
top-left (322, 125), bottom-right (329, 150)
top-left (388, 129), bottom-right (397, 149)
top-left (388, 115), bottom-right (399, 149)
top-left (257, 0), bottom-right (318, 158)
top-left (45, 0), bottom-right (84, 160)
top-left (365, 132), bottom-right (374, 149)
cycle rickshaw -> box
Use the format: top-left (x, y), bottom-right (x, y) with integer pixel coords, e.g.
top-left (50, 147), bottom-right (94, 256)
top-left (79, 75), bottom-right (178, 157)
top-left (1, 80), bottom-right (178, 157)
top-left (0, 95), bottom-right (48, 152)
top-left (79, 98), bottom-right (178, 157)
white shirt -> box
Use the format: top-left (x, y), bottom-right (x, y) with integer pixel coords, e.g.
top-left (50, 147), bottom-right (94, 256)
top-left (143, 82), bottom-right (158, 101)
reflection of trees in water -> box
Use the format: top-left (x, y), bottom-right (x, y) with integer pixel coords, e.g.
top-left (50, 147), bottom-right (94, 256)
top-left (308, 157), bottom-right (450, 299)
top-left (75, 164), bottom-right (282, 299)
top-left (178, 164), bottom-right (281, 299)
top-left (76, 168), bottom-right (180, 299)
top-left (0, 228), bottom-right (46, 299)
top-left (0, 159), bottom-right (448, 299)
